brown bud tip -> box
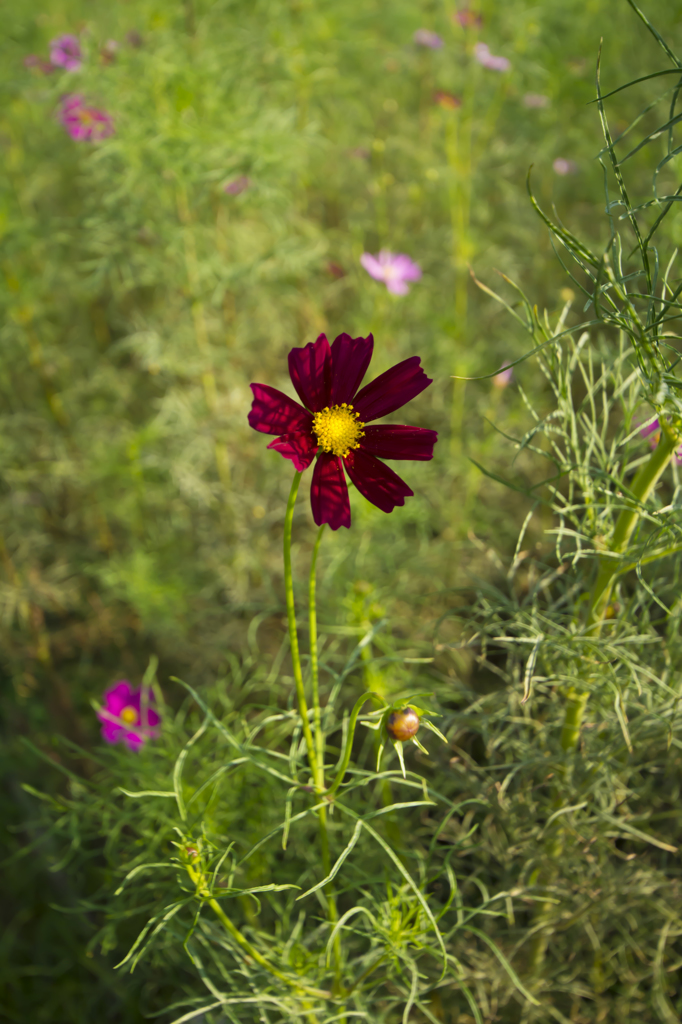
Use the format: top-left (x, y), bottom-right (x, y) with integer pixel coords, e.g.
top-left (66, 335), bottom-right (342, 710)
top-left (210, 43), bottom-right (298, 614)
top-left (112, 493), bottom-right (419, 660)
top-left (386, 708), bottom-right (420, 742)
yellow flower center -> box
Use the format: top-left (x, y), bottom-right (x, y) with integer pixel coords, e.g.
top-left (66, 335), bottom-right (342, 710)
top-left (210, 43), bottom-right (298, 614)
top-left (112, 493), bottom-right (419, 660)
top-left (120, 705), bottom-right (138, 725)
top-left (78, 110), bottom-right (95, 125)
top-left (312, 403), bottom-right (365, 458)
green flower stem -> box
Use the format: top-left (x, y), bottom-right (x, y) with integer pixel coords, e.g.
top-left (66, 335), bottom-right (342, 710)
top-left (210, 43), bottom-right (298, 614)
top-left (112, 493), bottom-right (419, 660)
top-left (309, 524), bottom-right (326, 789)
top-left (588, 425), bottom-right (677, 629)
top-left (560, 688), bottom-right (590, 753)
top-left (185, 864), bottom-right (331, 1000)
top-left (283, 476), bottom-right (341, 993)
top-left (283, 472), bottom-right (319, 783)
top-left (327, 693), bottom-right (382, 798)
top-left (557, 426), bottom-right (679, 754)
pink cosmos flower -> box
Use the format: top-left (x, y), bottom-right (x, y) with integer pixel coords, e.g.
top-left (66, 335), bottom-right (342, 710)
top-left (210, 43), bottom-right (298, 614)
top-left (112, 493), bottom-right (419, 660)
top-left (493, 367), bottom-right (513, 388)
top-left (101, 40), bottom-right (119, 65)
top-left (223, 175), bottom-right (250, 195)
top-left (523, 93), bottom-right (550, 109)
top-left (639, 417), bottom-right (682, 464)
top-left (248, 333), bottom-right (437, 529)
top-left (50, 34), bottom-right (82, 71)
top-left (24, 54), bottom-right (55, 75)
top-left (414, 29), bottom-right (444, 49)
top-left (360, 251), bottom-right (422, 296)
top-left (553, 158), bottom-right (578, 176)
top-left (474, 42), bottom-right (510, 72)
top-left (97, 680), bottom-right (160, 751)
top-left (434, 91), bottom-right (461, 110)
top-left (59, 94), bottom-right (114, 142)
top-left (455, 8), bottom-right (483, 29)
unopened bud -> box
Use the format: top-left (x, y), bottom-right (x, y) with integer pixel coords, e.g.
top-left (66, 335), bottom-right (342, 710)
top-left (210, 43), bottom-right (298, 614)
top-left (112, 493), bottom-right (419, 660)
top-left (386, 708), bottom-right (420, 741)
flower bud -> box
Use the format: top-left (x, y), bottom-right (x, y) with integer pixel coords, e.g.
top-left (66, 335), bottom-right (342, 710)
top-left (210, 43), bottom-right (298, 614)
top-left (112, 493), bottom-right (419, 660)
top-left (386, 708), bottom-right (420, 741)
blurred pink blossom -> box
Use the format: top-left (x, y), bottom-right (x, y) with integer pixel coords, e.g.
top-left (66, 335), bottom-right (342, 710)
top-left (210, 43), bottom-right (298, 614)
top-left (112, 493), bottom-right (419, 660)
top-left (24, 54), bottom-right (54, 75)
top-left (101, 39), bottom-right (119, 64)
top-left (360, 250), bottom-right (422, 295)
top-left (474, 42), bottom-right (510, 72)
top-left (523, 93), bottom-right (550, 109)
top-left (97, 680), bottom-right (160, 751)
top-left (553, 158), bottom-right (578, 176)
top-left (50, 34), bottom-right (82, 71)
top-left (59, 94), bottom-right (114, 142)
top-left (454, 8), bottom-right (483, 29)
top-left (493, 367), bottom-right (513, 388)
top-left (414, 29), bottom-right (444, 49)
top-left (223, 175), bottom-right (250, 195)
top-left (434, 91), bottom-right (461, 110)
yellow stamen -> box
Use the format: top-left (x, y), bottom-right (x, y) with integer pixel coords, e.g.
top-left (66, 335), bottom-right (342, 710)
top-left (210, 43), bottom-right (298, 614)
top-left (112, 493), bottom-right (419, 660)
top-left (312, 403), bottom-right (365, 458)
top-left (120, 705), bottom-right (138, 725)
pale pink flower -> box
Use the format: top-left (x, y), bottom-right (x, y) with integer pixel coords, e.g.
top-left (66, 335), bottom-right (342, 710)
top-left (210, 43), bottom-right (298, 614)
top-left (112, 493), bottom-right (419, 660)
top-left (493, 367), bottom-right (513, 388)
top-left (59, 94), bottom-right (114, 142)
top-left (434, 91), bottom-right (461, 110)
top-left (474, 42), bottom-right (510, 72)
top-left (360, 251), bottom-right (422, 295)
top-left (24, 54), bottom-right (54, 75)
top-left (553, 158), bottom-right (578, 176)
top-left (223, 175), bottom-right (250, 195)
top-left (101, 39), bottom-right (119, 65)
top-left (454, 8), bottom-right (482, 29)
top-left (50, 34), bottom-right (82, 71)
top-left (414, 29), bottom-right (444, 49)
top-left (523, 93), bottom-right (549, 109)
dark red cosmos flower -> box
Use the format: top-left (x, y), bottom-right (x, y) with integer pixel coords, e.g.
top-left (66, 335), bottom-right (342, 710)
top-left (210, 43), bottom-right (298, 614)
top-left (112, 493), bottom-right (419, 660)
top-left (248, 333), bottom-right (437, 529)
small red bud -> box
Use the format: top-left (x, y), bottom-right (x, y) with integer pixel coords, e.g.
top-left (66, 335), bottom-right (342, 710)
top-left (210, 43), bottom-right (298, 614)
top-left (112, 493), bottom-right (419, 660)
top-left (386, 708), bottom-right (420, 741)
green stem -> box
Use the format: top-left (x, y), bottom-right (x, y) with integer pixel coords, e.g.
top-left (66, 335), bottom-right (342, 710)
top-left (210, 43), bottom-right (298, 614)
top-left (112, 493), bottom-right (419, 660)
top-left (284, 478), bottom-right (341, 997)
top-left (560, 688), bottom-right (589, 753)
top-left (186, 865), bottom-right (330, 1000)
top-left (283, 472), bottom-right (318, 782)
top-left (588, 426), bottom-right (677, 628)
top-left (327, 693), bottom-right (383, 797)
top-left (309, 525), bottom-right (326, 790)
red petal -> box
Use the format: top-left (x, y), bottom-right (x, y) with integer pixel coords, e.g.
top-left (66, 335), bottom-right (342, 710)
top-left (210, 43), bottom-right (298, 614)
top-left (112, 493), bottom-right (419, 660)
top-left (267, 431), bottom-right (317, 471)
top-left (288, 334), bottom-right (332, 412)
top-left (353, 356), bottom-right (432, 422)
top-left (344, 449), bottom-right (413, 513)
top-left (360, 425), bottom-right (438, 461)
top-left (311, 453), bottom-right (351, 529)
top-left (330, 332), bottom-right (374, 405)
top-left (249, 384), bottom-right (312, 436)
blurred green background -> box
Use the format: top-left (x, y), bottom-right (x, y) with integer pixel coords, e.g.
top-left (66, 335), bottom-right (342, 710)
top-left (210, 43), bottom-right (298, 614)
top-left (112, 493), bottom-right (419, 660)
top-left (3, 1), bottom-right (682, 1021)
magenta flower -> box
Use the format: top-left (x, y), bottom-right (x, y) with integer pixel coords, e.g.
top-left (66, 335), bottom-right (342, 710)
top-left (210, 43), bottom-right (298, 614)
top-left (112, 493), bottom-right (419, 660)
top-left (474, 42), bottom-right (511, 72)
top-left (248, 333), bottom-right (438, 529)
top-left (553, 158), bottom-right (578, 176)
top-left (414, 29), bottom-right (444, 49)
top-left (50, 34), bottom-right (82, 71)
top-left (223, 175), bottom-right (250, 195)
top-left (97, 680), bottom-right (160, 751)
top-left (59, 94), bottom-right (114, 142)
top-left (360, 251), bottom-right (422, 296)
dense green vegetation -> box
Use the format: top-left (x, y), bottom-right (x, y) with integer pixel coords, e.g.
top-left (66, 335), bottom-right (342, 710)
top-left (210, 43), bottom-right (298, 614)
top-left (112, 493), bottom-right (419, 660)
top-left (3, 1), bottom-right (682, 1021)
